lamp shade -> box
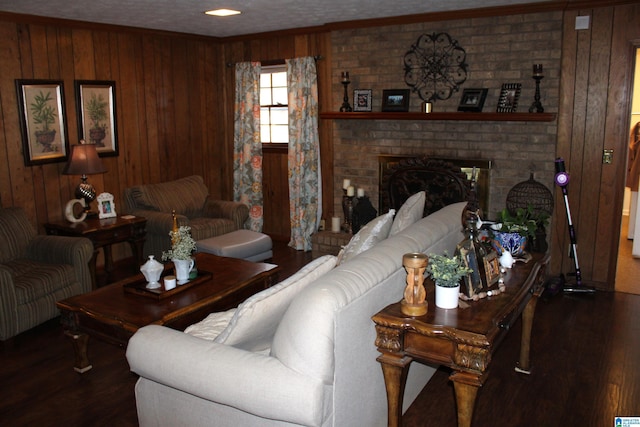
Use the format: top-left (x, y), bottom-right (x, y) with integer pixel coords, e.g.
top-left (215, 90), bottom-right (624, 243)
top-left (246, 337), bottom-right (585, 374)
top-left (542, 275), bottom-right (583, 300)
top-left (63, 144), bottom-right (107, 175)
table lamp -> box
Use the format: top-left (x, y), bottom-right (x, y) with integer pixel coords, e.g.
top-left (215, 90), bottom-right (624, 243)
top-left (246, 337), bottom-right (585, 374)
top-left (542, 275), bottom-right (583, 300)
top-left (63, 141), bottom-right (107, 218)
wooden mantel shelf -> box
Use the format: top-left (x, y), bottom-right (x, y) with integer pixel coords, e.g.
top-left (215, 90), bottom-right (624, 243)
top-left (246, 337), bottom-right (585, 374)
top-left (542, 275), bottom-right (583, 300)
top-left (319, 112), bottom-right (556, 122)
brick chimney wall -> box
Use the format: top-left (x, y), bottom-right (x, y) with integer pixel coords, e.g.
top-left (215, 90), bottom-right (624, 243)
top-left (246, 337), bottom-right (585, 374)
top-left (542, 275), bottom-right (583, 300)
top-left (329, 11), bottom-right (562, 221)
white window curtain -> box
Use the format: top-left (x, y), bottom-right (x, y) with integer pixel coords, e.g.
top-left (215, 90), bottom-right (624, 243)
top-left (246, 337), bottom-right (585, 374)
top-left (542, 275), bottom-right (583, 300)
top-left (233, 62), bottom-right (263, 232)
top-left (286, 57), bottom-right (322, 251)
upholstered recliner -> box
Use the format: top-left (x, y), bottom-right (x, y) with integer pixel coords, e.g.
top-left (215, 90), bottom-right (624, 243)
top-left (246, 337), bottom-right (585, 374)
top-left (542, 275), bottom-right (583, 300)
top-left (122, 176), bottom-right (249, 259)
top-left (0, 206), bottom-right (93, 340)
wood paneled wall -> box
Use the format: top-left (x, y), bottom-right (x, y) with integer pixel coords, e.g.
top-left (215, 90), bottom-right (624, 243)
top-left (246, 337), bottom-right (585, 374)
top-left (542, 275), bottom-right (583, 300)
top-left (0, 18), bottom-right (225, 234)
top-left (552, 3), bottom-right (640, 289)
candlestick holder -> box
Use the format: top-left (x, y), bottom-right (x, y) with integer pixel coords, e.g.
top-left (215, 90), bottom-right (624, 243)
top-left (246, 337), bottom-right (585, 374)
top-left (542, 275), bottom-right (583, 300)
top-left (339, 80), bottom-right (353, 112)
top-left (341, 190), bottom-right (354, 233)
top-left (528, 75), bottom-right (544, 113)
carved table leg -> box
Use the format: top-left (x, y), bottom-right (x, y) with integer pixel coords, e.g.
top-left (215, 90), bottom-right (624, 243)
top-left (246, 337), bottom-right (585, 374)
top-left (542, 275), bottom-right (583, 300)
top-left (377, 354), bottom-right (412, 427)
top-left (64, 330), bottom-right (93, 373)
top-left (515, 295), bottom-right (539, 374)
top-left (450, 371), bottom-right (482, 427)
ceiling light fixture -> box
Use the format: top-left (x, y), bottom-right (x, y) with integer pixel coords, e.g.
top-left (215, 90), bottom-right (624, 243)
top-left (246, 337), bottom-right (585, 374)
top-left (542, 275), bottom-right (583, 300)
top-left (205, 9), bottom-right (241, 17)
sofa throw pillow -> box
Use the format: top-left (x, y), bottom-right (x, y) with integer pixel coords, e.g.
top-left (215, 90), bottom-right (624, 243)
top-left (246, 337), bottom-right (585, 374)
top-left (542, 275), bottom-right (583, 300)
top-left (213, 254), bottom-right (338, 351)
top-left (184, 308), bottom-right (236, 341)
top-left (337, 209), bottom-right (395, 265)
top-left (389, 191), bottom-right (426, 236)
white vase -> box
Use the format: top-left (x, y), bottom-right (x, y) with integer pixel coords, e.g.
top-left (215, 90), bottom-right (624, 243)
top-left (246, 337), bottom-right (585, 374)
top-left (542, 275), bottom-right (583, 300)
top-left (173, 258), bottom-right (195, 284)
top-left (435, 284), bottom-right (460, 309)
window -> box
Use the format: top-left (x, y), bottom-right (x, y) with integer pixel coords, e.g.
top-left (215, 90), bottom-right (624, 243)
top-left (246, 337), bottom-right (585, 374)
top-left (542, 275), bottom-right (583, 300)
top-left (260, 66), bottom-right (288, 143)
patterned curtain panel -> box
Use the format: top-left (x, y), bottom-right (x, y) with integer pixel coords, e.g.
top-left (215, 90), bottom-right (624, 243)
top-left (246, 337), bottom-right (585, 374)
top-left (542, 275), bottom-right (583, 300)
top-left (233, 62), bottom-right (263, 231)
top-left (286, 57), bottom-right (321, 251)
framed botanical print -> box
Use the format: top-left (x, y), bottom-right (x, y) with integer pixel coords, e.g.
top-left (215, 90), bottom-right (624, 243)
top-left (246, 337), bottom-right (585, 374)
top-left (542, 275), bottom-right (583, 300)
top-left (75, 80), bottom-right (118, 157)
top-left (15, 79), bottom-right (69, 166)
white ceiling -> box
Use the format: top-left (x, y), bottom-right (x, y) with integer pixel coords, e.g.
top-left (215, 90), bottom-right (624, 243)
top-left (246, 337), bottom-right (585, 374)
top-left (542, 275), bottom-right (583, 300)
top-left (0, 0), bottom-right (551, 38)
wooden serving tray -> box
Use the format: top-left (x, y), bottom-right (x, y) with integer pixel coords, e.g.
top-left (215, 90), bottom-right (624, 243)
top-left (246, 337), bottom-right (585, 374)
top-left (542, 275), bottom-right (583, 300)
top-left (123, 271), bottom-right (213, 300)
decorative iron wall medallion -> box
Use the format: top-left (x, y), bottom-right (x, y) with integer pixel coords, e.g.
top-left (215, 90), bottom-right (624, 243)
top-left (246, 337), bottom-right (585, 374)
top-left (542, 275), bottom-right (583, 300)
top-left (404, 32), bottom-right (468, 103)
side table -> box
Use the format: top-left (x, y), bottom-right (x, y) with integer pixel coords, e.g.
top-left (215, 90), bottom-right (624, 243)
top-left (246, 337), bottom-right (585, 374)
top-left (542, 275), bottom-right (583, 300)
top-left (45, 215), bottom-right (147, 289)
top-left (372, 252), bottom-right (549, 427)
top-left (311, 230), bottom-right (352, 258)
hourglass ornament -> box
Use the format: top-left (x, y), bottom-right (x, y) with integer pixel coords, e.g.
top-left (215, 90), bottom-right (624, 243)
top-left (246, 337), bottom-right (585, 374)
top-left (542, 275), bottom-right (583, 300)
top-left (401, 253), bottom-right (428, 316)
top-left (339, 71), bottom-right (353, 112)
top-left (528, 64), bottom-right (545, 113)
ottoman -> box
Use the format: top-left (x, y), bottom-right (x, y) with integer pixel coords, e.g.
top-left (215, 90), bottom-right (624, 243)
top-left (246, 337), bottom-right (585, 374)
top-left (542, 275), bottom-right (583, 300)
top-left (196, 230), bottom-right (273, 262)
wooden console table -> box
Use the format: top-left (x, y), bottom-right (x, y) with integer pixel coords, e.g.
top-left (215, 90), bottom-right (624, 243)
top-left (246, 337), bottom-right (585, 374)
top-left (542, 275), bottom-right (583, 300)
top-left (372, 252), bottom-right (549, 427)
top-left (45, 215), bottom-right (147, 288)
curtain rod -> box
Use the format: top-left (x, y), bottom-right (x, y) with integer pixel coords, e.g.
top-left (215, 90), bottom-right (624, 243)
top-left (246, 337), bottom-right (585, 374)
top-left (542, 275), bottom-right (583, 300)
top-left (226, 55), bottom-right (322, 68)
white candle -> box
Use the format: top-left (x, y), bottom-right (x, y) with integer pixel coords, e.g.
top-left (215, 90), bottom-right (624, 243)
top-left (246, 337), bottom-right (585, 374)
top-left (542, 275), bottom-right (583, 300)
top-left (331, 217), bottom-right (341, 233)
top-left (164, 275), bottom-right (177, 291)
top-left (343, 179), bottom-right (350, 190)
top-left (357, 188), bottom-right (365, 198)
top-left (347, 186), bottom-right (355, 197)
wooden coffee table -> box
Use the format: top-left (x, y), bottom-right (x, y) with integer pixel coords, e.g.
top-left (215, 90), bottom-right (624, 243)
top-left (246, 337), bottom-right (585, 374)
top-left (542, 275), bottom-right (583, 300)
top-left (56, 252), bottom-right (280, 373)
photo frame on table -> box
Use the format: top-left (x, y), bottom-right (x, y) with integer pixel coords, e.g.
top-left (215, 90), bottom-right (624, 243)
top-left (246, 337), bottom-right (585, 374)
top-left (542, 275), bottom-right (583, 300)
top-left (75, 80), bottom-right (118, 157)
top-left (482, 251), bottom-right (500, 287)
top-left (496, 83), bottom-right (522, 113)
top-left (97, 192), bottom-right (117, 219)
top-left (459, 245), bottom-right (484, 299)
top-left (353, 89), bottom-right (373, 112)
top-left (381, 89), bottom-right (410, 112)
top-left (15, 79), bottom-right (69, 166)
top-left (457, 88), bottom-right (488, 112)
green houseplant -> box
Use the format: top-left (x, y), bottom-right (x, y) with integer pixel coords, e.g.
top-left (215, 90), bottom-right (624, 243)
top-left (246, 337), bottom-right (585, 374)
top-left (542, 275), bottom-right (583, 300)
top-left (427, 251), bottom-right (471, 309)
top-left (426, 252), bottom-right (472, 288)
top-left (492, 206), bottom-right (550, 255)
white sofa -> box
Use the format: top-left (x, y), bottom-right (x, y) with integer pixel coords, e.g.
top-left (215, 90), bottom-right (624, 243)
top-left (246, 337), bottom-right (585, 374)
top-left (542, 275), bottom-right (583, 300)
top-left (126, 201), bottom-right (466, 427)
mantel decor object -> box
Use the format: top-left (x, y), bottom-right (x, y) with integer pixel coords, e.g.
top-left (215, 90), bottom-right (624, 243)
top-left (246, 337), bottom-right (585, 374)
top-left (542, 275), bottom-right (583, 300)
top-left (529, 64), bottom-right (545, 113)
top-left (381, 89), bottom-right (410, 112)
top-left (458, 88), bottom-right (488, 112)
top-left (353, 89), bottom-right (372, 112)
top-left (404, 32), bottom-right (468, 103)
top-left (497, 83), bottom-right (522, 113)
top-left (401, 252), bottom-right (428, 316)
top-left (339, 71), bottom-right (352, 112)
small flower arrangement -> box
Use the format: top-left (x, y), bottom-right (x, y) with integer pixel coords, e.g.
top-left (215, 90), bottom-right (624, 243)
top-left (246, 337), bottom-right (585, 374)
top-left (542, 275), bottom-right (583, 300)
top-left (426, 252), bottom-right (472, 288)
top-left (161, 225), bottom-right (197, 261)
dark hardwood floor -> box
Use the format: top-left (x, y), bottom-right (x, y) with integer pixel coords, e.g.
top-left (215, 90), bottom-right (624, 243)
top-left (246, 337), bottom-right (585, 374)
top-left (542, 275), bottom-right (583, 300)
top-left (1, 241), bottom-right (639, 426)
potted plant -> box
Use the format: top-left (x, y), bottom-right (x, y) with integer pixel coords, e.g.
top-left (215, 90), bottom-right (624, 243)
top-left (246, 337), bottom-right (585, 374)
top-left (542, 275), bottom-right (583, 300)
top-left (491, 206), bottom-right (549, 256)
top-left (162, 225), bottom-right (197, 284)
top-left (29, 90), bottom-right (57, 151)
top-left (426, 252), bottom-right (472, 309)
top-left (86, 93), bottom-right (108, 146)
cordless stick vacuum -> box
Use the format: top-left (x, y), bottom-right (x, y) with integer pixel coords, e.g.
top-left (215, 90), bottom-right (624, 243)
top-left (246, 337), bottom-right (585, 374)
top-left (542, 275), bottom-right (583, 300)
top-left (554, 158), bottom-right (595, 294)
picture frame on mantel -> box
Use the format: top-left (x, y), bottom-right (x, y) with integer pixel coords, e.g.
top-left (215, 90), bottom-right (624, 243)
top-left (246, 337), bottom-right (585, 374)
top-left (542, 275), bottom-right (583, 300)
top-left (496, 83), bottom-right (522, 113)
top-left (15, 79), bottom-right (69, 166)
top-left (457, 88), bottom-right (488, 112)
top-left (353, 89), bottom-right (373, 112)
top-left (381, 89), bottom-right (410, 112)
top-left (75, 80), bottom-right (119, 157)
